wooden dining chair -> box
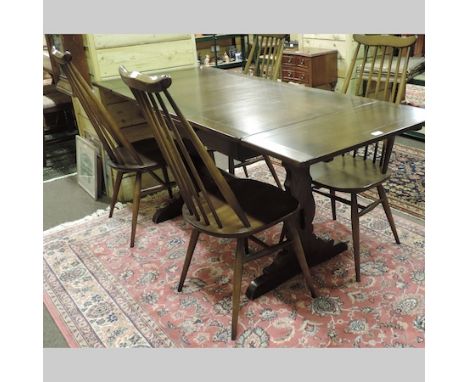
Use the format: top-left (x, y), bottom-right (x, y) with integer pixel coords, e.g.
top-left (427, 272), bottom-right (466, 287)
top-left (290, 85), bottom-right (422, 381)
top-left (243, 34), bottom-right (285, 81)
top-left (119, 65), bottom-right (316, 340)
top-left (51, 49), bottom-right (173, 248)
top-left (310, 34), bottom-right (417, 282)
top-left (225, 34), bottom-right (287, 188)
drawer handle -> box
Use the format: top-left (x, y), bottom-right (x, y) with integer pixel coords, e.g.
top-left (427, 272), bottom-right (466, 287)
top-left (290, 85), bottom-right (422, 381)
top-left (288, 57), bottom-right (292, 63)
top-left (288, 71), bottom-right (292, 76)
top-left (300, 60), bottom-right (305, 65)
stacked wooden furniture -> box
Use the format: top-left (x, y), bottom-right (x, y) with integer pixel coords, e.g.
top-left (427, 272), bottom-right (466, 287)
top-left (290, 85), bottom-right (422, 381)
top-left (43, 43), bottom-right (77, 166)
top-left (44, 34), bottom-right (198, 201)
top-left (281, 47), bottom-right (338, 90)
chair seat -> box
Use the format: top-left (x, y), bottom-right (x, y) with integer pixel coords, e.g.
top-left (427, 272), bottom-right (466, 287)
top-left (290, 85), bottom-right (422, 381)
top-left (184, 168), bottom-right (298, 237)
top-left (310, 155), bottom-right (390, 192)
top-left (112, 138), bottom-right (166, 170)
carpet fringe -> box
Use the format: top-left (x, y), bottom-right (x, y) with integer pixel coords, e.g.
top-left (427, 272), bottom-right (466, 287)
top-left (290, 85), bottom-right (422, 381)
top-left (43, 192), bottom-right (171, 235)
top-left (43, 202), bottom-right (125, 234)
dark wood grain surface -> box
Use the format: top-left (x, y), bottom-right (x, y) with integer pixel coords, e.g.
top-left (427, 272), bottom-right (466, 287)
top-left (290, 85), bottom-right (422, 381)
top-left (95, 66), bottom-right (425, 166)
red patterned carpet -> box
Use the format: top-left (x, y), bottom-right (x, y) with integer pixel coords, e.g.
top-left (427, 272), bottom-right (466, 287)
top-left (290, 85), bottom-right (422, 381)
top-left (44, 173), bottom-right (424, 347)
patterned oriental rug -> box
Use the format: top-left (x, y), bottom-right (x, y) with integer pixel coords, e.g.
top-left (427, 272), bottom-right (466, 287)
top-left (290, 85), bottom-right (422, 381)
top-left (361, 143), bottom-right (425, 219)
top-left (44, 181), bottom-right (425, 348)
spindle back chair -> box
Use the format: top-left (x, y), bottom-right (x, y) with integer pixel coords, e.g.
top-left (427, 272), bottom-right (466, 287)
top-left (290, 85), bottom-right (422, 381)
top-left (51, 49), bottom-right (173, 247)
top-left (243, 34), bottom-right (286, 81)
top-left (343, 34), bottom-right (417, 104)
top-left (230, 34), bottom-right (287, 188)
top-left (119, 65), bottom-right (317, 340)
top-left (310, 35), bottom-right (417, 282)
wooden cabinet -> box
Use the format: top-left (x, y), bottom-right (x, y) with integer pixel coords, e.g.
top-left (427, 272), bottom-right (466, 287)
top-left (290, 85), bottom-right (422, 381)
top-left (281, 48), bottom-right (338, 90)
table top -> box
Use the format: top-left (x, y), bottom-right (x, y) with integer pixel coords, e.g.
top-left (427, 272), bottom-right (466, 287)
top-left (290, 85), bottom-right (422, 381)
top-left (95, 66), bottom-right (425, 166)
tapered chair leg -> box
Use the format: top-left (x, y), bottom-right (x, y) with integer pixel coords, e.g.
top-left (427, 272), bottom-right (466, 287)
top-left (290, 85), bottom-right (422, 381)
top-left (242, 164), bottom-right (249, 177)
top-left (208, 150), bottom-right (215, 161)
top-left (130, 172), bottom-right (142, 248)
top-left (109, 171), bottom-right (123, 218)
top-left (377, 184), bottom-right (400, 244)
top-left (330, 190), bottom-right (337, 220)
top-left (284, 219), bottom-right (317, 298)
top-left (278, 223), bottom-right (286, 243)
top-left (177, 229), bottom-right (200, 291)
top-left (350, 193), bottom-right (361, 282)
top-left (162, 166), bottom-right (173, 199)
top-left (228, 157), bottom-right (235, 174)
top-left (231, 239), bottom-right (245, 340)
top-left (263, 155), bottom-right (283, 189)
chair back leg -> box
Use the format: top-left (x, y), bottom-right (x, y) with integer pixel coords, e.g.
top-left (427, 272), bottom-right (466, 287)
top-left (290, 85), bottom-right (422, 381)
top-left (231, 238), bottom-right (245, 340)
top-left (109, 171), bottom-right (123, 218)
top-left (330, 190), bottom-right (337, 220)
top-left (377, 185), bottom-right (400, 244)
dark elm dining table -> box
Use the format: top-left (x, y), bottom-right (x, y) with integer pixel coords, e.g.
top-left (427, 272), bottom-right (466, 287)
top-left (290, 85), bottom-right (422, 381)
top-left (94, 66), bottom-right (425, 299)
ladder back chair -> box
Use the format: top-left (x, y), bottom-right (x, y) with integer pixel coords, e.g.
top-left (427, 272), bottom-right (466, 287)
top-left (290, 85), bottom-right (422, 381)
top-left (310, 34), bottom-right (417, 282)
top-left (119, 65), bottom-right (316, 340)
top-left (51, 49), bottom-right (173, 248)
top-left (227, 34), bottom-right (287, 188)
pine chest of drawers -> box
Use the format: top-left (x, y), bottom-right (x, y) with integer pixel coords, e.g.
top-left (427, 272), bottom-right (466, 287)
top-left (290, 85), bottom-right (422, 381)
top-left (281, 48), bottom-right (338, 90)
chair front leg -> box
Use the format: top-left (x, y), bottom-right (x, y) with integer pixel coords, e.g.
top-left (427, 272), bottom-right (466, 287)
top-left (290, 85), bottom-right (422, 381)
top-left (177, 229), bottom-right (200, 292)
top-left (330, 190), bottom-right (337, 220)
top-left (231, 239), bottom-right (245, 340)
top-left (130, 172), bottom-right (142, 248)
top-left (350, 193), bottom-right (361, 282)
